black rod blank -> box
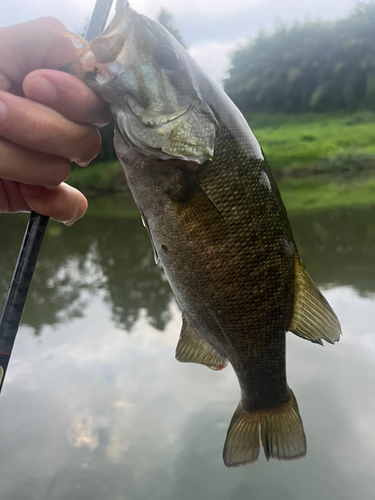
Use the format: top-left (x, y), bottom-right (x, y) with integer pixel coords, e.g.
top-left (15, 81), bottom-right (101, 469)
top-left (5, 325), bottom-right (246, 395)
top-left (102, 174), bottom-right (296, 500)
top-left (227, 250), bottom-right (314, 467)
top-left (0, 212), bottom-right (49, 391)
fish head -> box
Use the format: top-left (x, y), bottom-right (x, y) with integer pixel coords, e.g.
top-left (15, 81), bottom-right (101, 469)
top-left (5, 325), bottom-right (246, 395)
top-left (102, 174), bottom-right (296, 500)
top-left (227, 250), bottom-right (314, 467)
top-left (73, 0), bottom-right (217, 163)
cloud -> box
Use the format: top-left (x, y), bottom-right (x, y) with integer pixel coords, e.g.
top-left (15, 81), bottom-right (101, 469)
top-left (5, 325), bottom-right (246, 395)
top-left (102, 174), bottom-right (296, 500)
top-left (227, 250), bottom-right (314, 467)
top-left (0, 0), bottom-right (95, 33)
top-left (188, 38), bottom-right (246, 84)
top-left (2, 0), bottom-right (361, 41)
top-left (1, 284), bottom-right (374, 498)
top-left (0, 0), bottom-right (362, 84)
top-left (134, 0), bottom-right (360, 45)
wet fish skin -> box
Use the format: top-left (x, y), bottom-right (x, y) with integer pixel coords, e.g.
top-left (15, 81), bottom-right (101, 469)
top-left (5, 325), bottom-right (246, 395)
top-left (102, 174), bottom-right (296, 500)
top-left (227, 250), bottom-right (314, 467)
top-left (71, 0), bottom-right (341, 466)
top-left (113, 118), bottom-right (303, 467)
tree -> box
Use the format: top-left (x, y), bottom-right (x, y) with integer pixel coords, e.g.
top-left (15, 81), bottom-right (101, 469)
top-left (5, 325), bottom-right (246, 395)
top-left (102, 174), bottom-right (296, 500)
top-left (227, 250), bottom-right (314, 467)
top-left (224, 2), bottom-right (375, 113)
top-left (157, 8), bottom-right (187, 48)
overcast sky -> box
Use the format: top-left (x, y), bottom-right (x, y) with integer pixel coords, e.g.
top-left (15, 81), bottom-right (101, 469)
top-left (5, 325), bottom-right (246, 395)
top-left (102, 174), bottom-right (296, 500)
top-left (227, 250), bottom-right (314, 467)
top-left (1, 0), bottom-right (363, 83)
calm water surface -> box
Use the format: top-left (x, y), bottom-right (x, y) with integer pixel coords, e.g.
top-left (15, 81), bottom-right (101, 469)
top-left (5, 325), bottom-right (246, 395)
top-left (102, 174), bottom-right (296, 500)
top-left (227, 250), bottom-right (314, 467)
top-left (0, 199), bottom-right (374, 500)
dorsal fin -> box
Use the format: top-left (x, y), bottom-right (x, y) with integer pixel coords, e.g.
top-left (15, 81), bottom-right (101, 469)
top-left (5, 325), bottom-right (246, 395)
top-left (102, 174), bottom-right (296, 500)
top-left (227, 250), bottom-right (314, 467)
top-left (176, 315), bottom-right (227, 370)
top-left (289, 255), bottom-right (341, 345)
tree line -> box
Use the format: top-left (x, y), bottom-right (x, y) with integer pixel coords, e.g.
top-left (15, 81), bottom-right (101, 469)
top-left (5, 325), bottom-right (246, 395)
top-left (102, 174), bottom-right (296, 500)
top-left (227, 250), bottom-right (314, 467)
top-left (224, 2), bottom-right (375, 113)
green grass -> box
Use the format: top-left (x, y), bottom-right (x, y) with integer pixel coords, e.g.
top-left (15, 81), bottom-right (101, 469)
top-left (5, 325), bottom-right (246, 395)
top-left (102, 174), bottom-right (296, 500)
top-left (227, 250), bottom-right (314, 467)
top-left (244, 112), bottom-right (375, 171)
top-left (67, 112), bottom-right (375, 214)
top-left (80, 175), bottom-right (375, 217)
top-left (278, 176), bottom-right (375, 212)
top-left (68, 160), bottom-right (125, 196)
top-left (86, 193), bottom-right (139, 218)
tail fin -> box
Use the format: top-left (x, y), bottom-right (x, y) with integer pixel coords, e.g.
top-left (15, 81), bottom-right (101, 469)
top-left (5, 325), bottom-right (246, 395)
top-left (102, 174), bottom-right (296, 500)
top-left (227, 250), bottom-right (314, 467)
top-left (223, 389), bottom-right (306, 467)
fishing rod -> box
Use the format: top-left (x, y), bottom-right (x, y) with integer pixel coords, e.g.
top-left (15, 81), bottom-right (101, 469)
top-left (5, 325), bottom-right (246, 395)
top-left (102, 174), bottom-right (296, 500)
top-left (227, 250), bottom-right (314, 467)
top-left (0, 0), bottom-right (114, 393)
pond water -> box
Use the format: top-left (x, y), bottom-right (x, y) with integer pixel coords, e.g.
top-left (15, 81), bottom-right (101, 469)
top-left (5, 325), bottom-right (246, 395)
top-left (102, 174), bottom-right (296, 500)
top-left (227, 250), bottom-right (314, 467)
top-left (0, 198), bottom-right (374, 500)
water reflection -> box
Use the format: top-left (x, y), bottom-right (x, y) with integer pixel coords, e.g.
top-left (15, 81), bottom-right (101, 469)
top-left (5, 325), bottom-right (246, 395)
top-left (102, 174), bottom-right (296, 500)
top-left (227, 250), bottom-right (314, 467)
top-left (1, 203), bottom-right (374, 334)
top-left (0, 201), bottom-right (374, 500)
top-left (291, 208), bottom-right (375, 295)
top-left (0, 210), bottom-right (173, 334)
top-left (90, 216), bottom-right (172, 331)
top-left (0, 289), bottom-right (373, 500)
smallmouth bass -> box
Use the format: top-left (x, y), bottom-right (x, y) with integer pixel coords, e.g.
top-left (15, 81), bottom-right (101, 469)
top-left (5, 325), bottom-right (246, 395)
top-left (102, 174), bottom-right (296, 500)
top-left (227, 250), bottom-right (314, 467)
top-left (70, 0), bottom-right (341, 466)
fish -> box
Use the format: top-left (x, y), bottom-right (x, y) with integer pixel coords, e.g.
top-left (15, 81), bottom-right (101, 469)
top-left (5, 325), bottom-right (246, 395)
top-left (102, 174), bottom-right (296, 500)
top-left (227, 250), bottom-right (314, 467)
top-left (69, 0), bottom-right (341, 466)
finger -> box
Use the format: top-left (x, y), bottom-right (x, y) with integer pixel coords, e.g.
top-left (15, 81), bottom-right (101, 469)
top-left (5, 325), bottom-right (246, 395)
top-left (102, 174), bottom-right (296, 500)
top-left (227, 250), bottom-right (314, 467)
top-left (0, 180), bottom-right (30, 213)
top-left (0, 74), bottom-right (11, 92)
top-left (23, 70), bottom-right (111, 127)
top-left (0, 92), bottom-right (102, 166)
top-left (0, 179), bottom-right (87, 224)
top-left (0, 137), bottom-right (71, 188)
top-left (0, 18), bottom-right (77, 87)
top-left (20, 182), bottom-right (88, 225)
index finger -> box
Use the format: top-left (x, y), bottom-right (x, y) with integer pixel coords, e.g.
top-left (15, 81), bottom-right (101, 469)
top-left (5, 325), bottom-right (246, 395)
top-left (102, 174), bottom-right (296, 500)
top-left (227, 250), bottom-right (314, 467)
top-left (23, 70), bottom-right (111, 127)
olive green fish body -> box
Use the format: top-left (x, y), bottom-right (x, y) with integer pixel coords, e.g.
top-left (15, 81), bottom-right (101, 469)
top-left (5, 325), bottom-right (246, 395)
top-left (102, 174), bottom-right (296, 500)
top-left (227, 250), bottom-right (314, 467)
top-left (117, 120), bottom-right (295, 414)
top-left (72, 0), bottom-right (341, 466)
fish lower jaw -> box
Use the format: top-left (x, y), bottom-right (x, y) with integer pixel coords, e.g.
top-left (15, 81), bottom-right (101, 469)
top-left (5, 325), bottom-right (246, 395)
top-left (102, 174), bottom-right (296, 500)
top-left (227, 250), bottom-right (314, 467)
top-left (127, 97), bottom-right (190, 128)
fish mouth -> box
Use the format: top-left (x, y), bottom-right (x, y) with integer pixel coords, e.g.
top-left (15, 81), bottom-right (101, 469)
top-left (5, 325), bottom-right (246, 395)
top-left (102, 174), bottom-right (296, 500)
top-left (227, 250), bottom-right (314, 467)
top-left (126, 95), bottom-right (190, 128)
top-left (89, 0), bottom-right (137, 65)
top-left (70, 0), bottom-right (217, 164)
top-left (70, 1), bottom-right (147, 84)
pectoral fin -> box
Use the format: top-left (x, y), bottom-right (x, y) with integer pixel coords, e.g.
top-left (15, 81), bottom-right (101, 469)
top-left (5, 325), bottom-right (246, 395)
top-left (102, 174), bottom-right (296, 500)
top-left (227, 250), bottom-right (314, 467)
top-left (167, 169), bottom-right (226, 234)
top-left (176, 315), bottom-right (227, 371)
top-left (289, 255), bottom-right (341, 345)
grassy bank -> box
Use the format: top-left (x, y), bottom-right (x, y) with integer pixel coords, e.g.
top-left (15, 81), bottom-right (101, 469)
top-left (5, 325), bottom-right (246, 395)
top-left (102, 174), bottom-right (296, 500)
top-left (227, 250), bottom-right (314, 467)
top-left (279, 177), bottom-right (375, 212)
top-left (245, 112), bottom-right (375, 171)
top-left (69, 160), bottom-right (127, 197)
top-left (68, 112), bottom-right (375, 214)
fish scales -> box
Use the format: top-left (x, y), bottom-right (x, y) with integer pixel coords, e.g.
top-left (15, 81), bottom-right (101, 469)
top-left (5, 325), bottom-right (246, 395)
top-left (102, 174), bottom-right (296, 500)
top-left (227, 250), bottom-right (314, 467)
top-left (70, 0), bottom-right (341, 466)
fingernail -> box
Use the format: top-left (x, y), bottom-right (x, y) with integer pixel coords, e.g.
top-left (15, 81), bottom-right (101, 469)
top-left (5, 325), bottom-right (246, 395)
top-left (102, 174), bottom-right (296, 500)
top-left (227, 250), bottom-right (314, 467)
top-left (63, 204), bottom-right (80, 226)
top-left (27, 76), bottom-right (57, 103)
top-left (21, 184), bottom-right (42, 198)
top-left (64, 213), bottom-right (78, 226)
top-left (76, 160), bottom-right (90, 167)
top-left (0, 100), bottom-right (7, 122)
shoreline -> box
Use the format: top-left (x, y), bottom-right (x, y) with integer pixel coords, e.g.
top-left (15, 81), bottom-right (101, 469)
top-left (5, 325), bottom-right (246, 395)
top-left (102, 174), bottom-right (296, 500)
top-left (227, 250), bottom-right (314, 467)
top-left (68, 112), bottom-right (375, 215)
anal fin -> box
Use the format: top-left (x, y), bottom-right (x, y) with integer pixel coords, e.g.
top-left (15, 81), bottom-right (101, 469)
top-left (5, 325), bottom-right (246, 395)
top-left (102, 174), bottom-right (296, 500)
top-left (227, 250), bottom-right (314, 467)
top-left (176, 315), bottom-right (227, 371)
top-left (223, 389), bottom-right (306, 467)
top-left (289, 255), bottom-right (341, 345)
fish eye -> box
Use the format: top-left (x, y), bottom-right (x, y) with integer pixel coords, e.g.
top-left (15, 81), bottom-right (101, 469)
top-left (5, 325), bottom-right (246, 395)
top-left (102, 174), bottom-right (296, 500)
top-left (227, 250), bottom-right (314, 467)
top-left (154, 46), bottom-right (179, 72)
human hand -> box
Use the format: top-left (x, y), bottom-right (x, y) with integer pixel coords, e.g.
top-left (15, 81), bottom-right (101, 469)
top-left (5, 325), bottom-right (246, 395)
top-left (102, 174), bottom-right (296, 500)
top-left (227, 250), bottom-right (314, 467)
top-left (0, 17), bottom-right (111, 225)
